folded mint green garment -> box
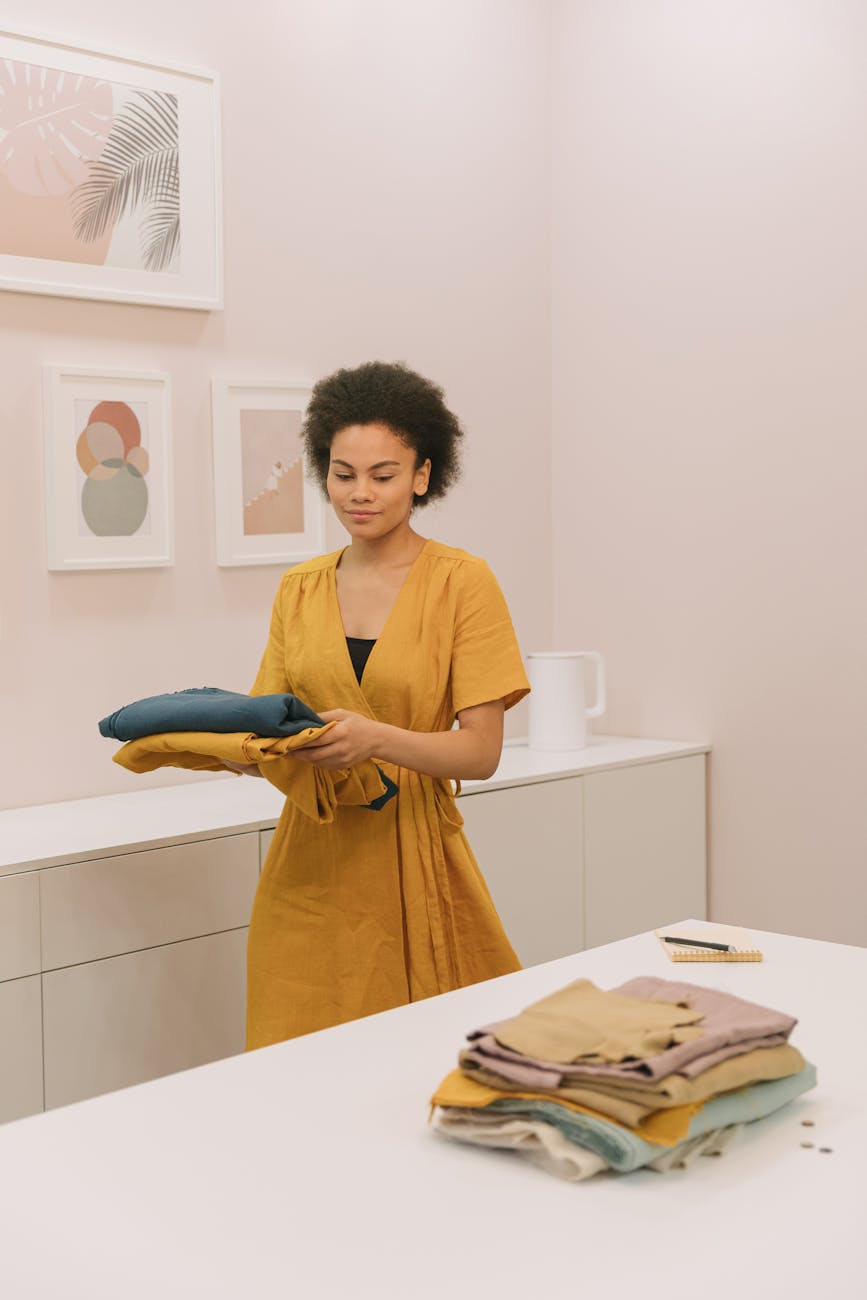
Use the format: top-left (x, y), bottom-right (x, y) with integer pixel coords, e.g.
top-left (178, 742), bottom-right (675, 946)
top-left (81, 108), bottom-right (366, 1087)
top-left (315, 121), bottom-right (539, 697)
top-left (99, 687), bottom-right (324, 740)
top-left (479, 1062), bottom-right (817, 1172)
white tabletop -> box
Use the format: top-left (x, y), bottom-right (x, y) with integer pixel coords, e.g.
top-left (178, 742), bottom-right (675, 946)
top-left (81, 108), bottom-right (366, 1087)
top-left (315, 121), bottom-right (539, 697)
top-left (0, 735), bottom-right (709, 874)
top-left (0, 920), bottom-right (862, 1298)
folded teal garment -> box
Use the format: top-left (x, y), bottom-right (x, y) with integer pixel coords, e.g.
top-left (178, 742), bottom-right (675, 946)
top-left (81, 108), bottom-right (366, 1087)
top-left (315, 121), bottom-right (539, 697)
top-left (482, 1062), bottom-right (817, 1172)
top-left (99, 687), bottom-right (323, 741)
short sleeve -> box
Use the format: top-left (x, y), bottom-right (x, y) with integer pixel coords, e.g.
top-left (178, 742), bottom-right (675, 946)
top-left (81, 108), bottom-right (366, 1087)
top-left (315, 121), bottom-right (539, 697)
top-left (250, 576), bottom-right (291, 696)
top-left (450, 560), bottom-right (530, 714)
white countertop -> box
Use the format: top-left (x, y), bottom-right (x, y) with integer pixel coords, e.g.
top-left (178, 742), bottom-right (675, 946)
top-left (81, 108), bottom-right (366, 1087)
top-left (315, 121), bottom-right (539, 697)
top-left (0, 734), bottom-right (709, 874)
top-left (0, 920), bottom-right (860, 1299)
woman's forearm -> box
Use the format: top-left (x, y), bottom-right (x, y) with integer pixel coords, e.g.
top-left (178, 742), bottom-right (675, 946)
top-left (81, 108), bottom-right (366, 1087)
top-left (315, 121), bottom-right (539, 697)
top-left (371, 720), bottom-right (500, 781)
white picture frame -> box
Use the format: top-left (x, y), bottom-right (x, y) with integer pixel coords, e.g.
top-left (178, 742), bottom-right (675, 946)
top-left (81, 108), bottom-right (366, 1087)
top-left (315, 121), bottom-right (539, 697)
top-left (43, 365), bottom-right (173, 570)
top-left (211, 379), bottom-right (325, 567)
top-left (0, 25), bottom-right (222, 310)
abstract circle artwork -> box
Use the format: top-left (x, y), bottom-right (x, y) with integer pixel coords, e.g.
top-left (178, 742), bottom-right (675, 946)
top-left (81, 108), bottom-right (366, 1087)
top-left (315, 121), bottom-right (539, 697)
top-left (76, 401), bottom-right (149, 536)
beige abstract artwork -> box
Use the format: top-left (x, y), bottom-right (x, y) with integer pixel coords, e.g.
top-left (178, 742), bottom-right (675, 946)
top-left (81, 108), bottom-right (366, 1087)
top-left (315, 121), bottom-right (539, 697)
top-left (240, 409), bottom-right (304, 536)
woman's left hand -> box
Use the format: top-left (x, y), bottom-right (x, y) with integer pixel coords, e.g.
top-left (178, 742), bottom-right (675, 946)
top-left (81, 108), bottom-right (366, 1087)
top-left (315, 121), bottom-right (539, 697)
top-left (294, 709), bottom-right (383, 770)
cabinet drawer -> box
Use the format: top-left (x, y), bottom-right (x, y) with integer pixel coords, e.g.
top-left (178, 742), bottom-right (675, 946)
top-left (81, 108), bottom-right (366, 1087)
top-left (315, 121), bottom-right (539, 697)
top-left (0, 872), bottom-right (40, 981)
top-left (41, 834), bottom-right (259, 970)
top-left (0, 976), bottom-right (44, 1123)
top-left (43, 928), bottom-right (248, 1110)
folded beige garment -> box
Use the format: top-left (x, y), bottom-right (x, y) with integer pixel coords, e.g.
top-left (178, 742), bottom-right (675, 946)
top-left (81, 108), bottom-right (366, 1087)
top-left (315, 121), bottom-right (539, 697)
top-left (492, 978), bottom-right (705, 1063)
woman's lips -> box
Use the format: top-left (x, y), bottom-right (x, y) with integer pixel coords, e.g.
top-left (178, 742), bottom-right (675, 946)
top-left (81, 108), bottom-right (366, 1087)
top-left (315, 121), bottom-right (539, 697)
top-left (347, 511), bottom-right (376, 519)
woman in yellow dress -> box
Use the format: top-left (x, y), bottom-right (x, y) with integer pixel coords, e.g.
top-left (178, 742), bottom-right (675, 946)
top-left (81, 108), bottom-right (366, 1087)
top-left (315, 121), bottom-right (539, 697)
top-left (245, 361), bottom-right (530, 1049)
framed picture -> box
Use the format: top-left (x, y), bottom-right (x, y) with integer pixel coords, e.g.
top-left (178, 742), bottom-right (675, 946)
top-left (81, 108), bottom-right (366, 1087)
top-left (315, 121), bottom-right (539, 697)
top-left (0, 25), bottom-right (221, 310)
top-left (211, 380), bottom-right (325, 567)
top-left (43, 365), bottom-right (173, 570)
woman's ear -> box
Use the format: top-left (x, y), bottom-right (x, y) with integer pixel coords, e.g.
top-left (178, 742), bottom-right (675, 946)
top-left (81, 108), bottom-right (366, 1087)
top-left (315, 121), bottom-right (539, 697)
top-left (414, 457), bottom-right (432, 496)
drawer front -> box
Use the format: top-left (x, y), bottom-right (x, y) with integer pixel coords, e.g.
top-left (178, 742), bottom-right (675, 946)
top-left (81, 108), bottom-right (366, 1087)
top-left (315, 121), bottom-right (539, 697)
top-left (0, 976), bottom-right (44, 1123)
top-left (43, 928), bottom-right (248, 1110)
top-left (41, 833), bottom-right (259, 970)
top-left (0, 872), bottom-right (40, 981)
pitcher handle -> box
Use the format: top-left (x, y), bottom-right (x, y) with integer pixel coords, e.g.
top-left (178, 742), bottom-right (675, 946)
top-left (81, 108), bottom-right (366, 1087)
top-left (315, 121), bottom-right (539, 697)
top-left (585, 651), bottom-right (607, 719)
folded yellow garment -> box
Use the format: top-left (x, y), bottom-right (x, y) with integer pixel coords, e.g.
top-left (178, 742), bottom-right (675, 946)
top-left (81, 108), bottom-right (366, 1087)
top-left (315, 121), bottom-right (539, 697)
top-left (112, 728), bottom-right (393, 823)
top-left (430, 1069), bottom-right (701, 1146)
top-left (492, 978), bottom-right (706, 1063)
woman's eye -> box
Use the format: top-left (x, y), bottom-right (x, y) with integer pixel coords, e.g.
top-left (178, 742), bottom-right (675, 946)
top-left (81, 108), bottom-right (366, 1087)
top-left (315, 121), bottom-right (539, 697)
top-left (374, 476), bottom-right (394, 483)
top-left (333, 473), bottom-right (352, 481)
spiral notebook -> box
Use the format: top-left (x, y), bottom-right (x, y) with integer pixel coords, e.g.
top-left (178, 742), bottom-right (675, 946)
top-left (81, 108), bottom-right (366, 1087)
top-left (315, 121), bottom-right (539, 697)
top-left (655, 923), bottom-right (763, 962)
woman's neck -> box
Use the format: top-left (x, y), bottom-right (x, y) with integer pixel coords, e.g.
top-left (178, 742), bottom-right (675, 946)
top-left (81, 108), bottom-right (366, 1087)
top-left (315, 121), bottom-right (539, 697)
top-left (342, 526), bottom-right (427, 572)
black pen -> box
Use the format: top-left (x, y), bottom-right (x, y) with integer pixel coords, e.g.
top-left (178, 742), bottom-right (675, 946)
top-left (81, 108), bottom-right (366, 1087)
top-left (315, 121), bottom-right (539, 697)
top-left (661, 935), bottom-right (736, 953)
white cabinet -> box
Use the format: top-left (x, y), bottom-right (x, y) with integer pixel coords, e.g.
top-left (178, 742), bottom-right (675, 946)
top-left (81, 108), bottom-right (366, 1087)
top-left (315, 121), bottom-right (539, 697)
top-left (40, 834), bottom-right (259, 969)
top-left (0, 736), bottom-right (708, 1124)
top-left (459, 778), bottom-right (584, 966)
top-left (42, 929), bottom-right (249, 1109)
top-left (460, 754), bottom-right (707, 965)
top-left (0, 835), bottom-right (259, 1124)
top-left (37, 836), bottom-right (257, 1112)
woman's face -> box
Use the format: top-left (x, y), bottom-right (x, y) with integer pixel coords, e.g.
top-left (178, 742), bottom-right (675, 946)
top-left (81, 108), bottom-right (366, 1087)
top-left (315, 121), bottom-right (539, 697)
top-left (327, 423), bottom-right (431, 540)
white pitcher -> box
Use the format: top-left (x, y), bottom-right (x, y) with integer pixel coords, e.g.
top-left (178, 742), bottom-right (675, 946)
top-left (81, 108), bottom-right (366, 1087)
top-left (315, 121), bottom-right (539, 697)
top-left (526, 651), bottom-right (607, 751)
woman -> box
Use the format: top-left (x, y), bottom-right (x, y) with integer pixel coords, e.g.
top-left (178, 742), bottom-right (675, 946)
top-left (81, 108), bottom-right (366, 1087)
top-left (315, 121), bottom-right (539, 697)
top-left (245, 360), bottom-right (530, 1049)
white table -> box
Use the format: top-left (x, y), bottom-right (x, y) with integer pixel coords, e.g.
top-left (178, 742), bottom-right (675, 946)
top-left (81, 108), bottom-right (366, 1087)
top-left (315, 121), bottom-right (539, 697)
top-left (0, 921), bottom-right (862, 1299)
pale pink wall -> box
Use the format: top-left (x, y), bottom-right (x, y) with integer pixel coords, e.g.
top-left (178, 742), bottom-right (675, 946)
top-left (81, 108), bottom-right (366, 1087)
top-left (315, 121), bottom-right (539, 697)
top-left (551, 1), bottom-right (867, 945)
top-left (0, 1), bottom-right (551, 809)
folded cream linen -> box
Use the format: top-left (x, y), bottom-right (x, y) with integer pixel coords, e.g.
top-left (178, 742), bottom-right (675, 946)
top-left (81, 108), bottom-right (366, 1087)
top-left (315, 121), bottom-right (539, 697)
top-left (431, 1111), bottom-right (609, 1182)
top-left (431, 1109), bottom-right (742, 1182)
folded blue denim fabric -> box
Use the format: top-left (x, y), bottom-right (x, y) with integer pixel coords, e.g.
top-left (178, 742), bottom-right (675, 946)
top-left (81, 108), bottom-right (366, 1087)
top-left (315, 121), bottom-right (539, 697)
top-left (479, 1061), bottom-right (817, 1172)
top-left (99, 687), bottom-right (324, 740)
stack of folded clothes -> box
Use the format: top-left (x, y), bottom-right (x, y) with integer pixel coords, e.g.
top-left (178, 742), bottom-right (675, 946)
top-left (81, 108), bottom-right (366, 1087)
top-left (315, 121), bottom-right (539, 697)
top-left (430, 976), bottom-right (817, 1182)
top-left (99, 686), bottom-right (397, 821)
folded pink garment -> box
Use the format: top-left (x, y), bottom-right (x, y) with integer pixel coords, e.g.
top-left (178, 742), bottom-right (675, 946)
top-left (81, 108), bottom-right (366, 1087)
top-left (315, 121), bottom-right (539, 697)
top-left (462, 1033), bottom-right (790, 1090)
top-left (468, 977), bottom-right (796, 1085)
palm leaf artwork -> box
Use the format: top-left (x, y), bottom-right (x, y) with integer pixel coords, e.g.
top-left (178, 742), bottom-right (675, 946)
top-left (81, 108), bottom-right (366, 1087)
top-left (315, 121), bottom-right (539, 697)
top-left (72, 90), bottom-right (180, 273)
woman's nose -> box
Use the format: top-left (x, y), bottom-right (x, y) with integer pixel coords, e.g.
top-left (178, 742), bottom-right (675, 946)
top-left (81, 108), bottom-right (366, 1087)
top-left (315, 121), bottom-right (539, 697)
top-left (350, 480), bottom-right (373, 501)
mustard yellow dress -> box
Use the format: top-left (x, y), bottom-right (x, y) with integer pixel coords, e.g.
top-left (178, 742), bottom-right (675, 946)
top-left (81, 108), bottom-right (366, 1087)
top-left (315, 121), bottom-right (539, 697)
top-left (246, 538), bottom-right (530, 1049)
